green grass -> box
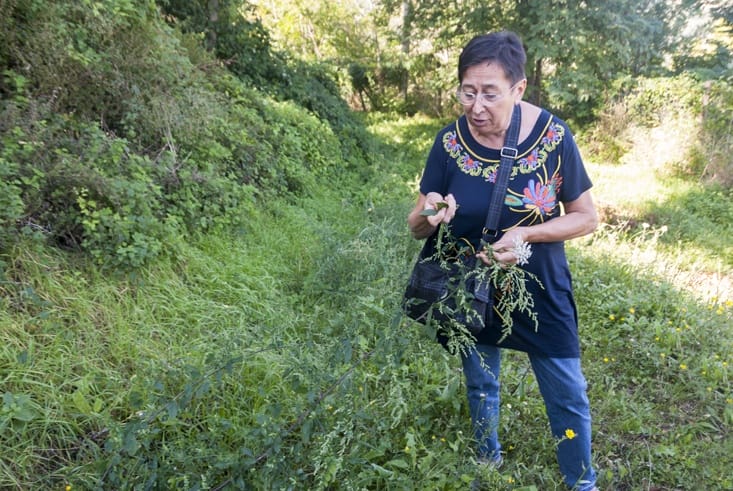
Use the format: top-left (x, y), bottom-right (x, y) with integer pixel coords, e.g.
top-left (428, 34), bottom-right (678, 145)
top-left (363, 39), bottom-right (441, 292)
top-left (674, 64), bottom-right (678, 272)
top-left (1, 116), bottom-right (732, 490)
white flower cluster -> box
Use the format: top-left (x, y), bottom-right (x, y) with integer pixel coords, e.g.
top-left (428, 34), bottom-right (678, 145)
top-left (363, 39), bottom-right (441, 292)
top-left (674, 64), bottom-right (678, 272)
top-left (511, 237), bottom-right (532, 266)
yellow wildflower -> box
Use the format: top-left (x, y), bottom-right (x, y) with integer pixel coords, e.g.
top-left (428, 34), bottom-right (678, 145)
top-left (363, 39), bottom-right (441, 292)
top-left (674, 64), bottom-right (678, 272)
top-left (565, 429), bottom-right (577, 440)
top-left (629, 307), bottom-right (635, 314)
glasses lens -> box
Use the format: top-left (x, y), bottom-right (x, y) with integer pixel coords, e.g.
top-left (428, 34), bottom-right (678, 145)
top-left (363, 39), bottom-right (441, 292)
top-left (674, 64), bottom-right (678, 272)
top-left (457, 91), bottom-right (474, 104)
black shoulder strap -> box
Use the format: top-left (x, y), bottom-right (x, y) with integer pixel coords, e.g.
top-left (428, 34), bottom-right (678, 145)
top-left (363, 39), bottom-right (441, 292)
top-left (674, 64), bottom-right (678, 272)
top-left (483, 104), bottom-right (521, 241)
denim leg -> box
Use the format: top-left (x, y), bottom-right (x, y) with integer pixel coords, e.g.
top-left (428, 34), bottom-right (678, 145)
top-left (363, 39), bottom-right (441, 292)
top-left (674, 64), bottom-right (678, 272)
top-left (461, 344), bottom-right (502, 461)
top-left (529, 355), bottom-right (597, 491)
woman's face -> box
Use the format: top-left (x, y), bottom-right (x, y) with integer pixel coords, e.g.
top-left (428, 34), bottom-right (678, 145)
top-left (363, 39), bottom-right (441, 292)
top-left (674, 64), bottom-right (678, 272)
top-left (458, 62), bottom-right (525, 144)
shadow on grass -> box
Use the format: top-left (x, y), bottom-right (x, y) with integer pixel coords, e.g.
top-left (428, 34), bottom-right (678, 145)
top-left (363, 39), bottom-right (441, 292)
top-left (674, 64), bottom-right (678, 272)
top-left (598, 183), bottom-right (733, 270)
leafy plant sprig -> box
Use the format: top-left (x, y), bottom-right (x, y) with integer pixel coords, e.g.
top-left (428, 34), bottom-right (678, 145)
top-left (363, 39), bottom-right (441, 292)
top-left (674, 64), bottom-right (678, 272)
top-left (422, 223), bottom-right (543, 353)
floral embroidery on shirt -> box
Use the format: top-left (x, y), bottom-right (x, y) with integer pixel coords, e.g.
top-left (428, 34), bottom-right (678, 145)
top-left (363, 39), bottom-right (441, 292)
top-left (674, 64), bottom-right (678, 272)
top-left (505, 162), bottom-right (564, 227)
top-left (523, 178), bottom-right (557, 215)
top-left (445, 121), bottom-right (566, 180)
top-left (518, 148), bottom-right (541, 173)
top-left (542, 123), bottom-right (563, 147)
top-left (445, 132), bottom-right (462, 154)
top-left (460, 154), bottom-right (480, 173)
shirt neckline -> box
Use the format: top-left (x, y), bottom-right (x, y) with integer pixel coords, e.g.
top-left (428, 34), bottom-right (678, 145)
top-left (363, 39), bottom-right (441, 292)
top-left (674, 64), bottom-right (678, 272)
top-left (456, 109), bottom-right (553, 163)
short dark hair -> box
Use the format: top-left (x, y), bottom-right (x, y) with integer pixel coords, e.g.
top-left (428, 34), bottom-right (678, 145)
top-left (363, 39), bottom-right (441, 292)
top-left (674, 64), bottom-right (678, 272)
top-left (458, 31), bottom-right (526, 85)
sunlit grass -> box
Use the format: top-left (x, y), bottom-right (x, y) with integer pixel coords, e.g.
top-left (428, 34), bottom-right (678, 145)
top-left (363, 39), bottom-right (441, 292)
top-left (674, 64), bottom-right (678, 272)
top-left (585, 124), bottom-right (733, 303)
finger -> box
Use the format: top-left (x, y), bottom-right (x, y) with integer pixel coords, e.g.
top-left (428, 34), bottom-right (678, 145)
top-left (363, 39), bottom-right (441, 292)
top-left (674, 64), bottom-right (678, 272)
top-left (425, 192), bottom-right (444, 207)
top-left (445, 194), bottom-right (457, 221)
top-left (476, 251), bottom-right (491, 265)
top-left (441, 207), bottom-right (454, 224)
top-left (427, 208), bottom-right (446, 227)
top-left (494, 250), bottom-right (517, 265)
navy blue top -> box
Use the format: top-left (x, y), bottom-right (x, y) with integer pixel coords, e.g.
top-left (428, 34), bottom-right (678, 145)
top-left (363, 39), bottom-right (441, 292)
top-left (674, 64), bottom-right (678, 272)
top-left (419, 110), bottom-right (592, 357)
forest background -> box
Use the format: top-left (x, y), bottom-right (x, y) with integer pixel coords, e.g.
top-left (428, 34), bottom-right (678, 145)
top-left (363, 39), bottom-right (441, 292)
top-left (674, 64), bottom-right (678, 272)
top-left (0, 0), bottom-right (731, 489)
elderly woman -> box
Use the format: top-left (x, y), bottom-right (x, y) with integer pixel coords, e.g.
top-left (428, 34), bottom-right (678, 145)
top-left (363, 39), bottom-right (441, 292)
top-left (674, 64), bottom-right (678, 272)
top-left (407, 31), bottom-right (599, 491)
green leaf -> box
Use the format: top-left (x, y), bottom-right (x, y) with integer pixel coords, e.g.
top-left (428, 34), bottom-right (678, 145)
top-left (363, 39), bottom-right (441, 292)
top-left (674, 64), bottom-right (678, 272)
top-left (370, 463), bottom-right (392, 477)
top-left (122, 432), bottom-right (140, 456)
top-left (72, 390), bottom-right (92, 414)
top-left (165, 401), bottom-right (179, 420)
top-left (420, 201), bottom-right (450, 216)
top-left (386, 459), bottom-right (409, 469)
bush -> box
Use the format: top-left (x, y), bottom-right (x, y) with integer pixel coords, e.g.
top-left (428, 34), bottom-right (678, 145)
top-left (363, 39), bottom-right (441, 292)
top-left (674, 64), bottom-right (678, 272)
top-left (0, 89), bottom-right (177, 268)
top-left (158, 1), bottom-right (378, 169)
top-left (624, 73), bottom-right (703, 128)
top-left (699, 75), bottom-right (733, 185)
top-left (580, 72), bottom-right (733, 188)
top-left (0, 0), bottom-right (383, 269)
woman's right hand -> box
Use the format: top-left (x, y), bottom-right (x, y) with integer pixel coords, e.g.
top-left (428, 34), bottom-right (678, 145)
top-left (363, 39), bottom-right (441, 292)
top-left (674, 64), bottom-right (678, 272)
top-left (424, 192), bottom-right (457, 227)
top-left (407, 192), bottom-right (458, 239)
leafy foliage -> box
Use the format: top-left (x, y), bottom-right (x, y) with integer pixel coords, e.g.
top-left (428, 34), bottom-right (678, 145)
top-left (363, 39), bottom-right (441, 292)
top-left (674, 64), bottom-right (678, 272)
top-left (699, 75), bottom-right (733, 185)
top-left (0, 0), bottom-right (381, 268)
top-left (0, 121), bottom-right (731, 489)
top-left (158, 0), bottom-right (377, 166)
top-left (404, 223), bottom-right (542, 355)
top-left (579, 72), bottom-right (732, 186)
top-left (254, 0), bottom-right (732, 125)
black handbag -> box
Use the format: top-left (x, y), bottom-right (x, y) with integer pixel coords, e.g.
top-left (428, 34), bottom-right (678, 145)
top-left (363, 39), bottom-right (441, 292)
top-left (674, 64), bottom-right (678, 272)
top-left (402, 104), bottom-right (521, 336)
top-left (402, 241), bottom-right (491, 335)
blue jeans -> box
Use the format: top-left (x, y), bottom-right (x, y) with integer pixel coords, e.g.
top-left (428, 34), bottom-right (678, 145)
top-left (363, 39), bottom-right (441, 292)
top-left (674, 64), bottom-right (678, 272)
top-left (461, 344), bottom-right (597, 491)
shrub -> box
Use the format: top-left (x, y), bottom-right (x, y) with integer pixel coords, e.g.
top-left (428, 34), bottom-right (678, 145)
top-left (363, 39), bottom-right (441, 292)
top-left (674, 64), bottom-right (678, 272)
top-left (580, 72), bottom-right (733, 188)
top-left (158, 1), bottom-right (378, 170)
top-left (699, 75), bottom-right (733, 185)
top-left (624, 73), bottom-right (703, 128)
top-left (0, 0), bottom-right (385, 269)
top-left (0, 88), bottom-right (177, 268)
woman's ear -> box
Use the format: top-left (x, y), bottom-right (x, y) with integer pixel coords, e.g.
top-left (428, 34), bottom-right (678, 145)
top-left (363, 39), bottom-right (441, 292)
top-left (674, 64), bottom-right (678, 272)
top-left (515, 79), bottom-right (528, 101)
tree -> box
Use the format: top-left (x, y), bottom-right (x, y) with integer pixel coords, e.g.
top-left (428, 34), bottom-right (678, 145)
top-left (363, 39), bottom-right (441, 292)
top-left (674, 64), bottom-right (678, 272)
top-left (673, 0), bottom-right (733, 76)
top-left (249, 0), bottom-right (707, 119)
top-left (158, 0), bottom-right (279, 87)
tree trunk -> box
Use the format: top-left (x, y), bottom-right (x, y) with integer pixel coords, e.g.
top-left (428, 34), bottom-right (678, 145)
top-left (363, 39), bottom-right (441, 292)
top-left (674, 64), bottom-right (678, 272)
top-left (527, 57), bottom-right (542, 106)
top-left (207, 0), bottom-right (219, 52)
top-left (399, 0), bottom-right (411, 104)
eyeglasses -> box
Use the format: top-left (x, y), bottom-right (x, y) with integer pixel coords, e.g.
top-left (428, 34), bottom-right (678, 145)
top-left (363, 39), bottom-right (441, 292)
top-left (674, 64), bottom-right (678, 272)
top-left (455, 80), bottom-right (524, 106)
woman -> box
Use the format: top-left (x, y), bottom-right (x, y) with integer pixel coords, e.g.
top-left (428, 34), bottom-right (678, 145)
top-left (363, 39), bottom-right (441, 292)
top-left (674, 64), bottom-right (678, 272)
top-left (407, 31), bottom-right (599, 491)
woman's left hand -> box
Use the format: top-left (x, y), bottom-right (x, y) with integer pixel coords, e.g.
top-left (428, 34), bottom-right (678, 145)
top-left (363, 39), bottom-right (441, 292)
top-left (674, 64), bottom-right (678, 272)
top-left (476, 228), bottom-right (526, 266)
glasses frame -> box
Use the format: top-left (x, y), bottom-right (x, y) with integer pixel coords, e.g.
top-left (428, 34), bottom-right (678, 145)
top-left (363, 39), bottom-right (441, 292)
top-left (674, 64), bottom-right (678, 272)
top-left (455, 79), bottom-right (525, 106)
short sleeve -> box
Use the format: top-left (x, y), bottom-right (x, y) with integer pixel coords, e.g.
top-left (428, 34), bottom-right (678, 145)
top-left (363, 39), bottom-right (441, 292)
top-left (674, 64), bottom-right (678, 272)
top-left (419, 126), bottom-right (453, 196)
top-left (557, 123), bottom-right (593, 203)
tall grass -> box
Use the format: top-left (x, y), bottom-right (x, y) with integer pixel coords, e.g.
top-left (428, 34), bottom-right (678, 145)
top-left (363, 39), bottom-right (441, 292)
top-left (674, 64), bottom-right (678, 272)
top-left (1, 115), bottom-right (731, 490)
